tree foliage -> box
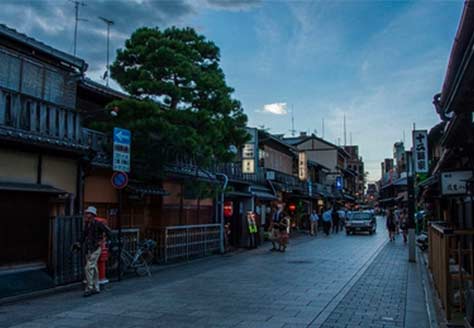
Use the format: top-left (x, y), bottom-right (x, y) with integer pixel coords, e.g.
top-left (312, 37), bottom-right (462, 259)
top-left (98, 26), bottom-right (249, 178)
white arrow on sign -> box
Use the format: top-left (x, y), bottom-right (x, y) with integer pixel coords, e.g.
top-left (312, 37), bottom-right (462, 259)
top-left (115, 131), bottom-right (130, 143)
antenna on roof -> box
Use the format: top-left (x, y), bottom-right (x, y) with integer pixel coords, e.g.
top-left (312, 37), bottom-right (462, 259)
top-left (350, 132), bottom-right (353, 145)
top-left (343, 113), bottom-right (347, 146)
top-left (99, 16), bottom-right (114, 86)
top-left (70, 0), bottom-right (87, 56)
top-left (322, 118), bottom-right (325, 139)
top-left (289, 104), bottom-right (296, 136)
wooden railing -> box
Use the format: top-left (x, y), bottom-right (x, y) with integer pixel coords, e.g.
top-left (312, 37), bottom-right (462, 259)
top-left (428, 222), bottom-right (474, 321)
top-left (146, 224), bottom-right (221, 264)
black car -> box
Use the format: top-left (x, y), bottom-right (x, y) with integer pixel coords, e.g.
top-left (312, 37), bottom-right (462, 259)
top-left (345, 211), bottom-right (377, 235)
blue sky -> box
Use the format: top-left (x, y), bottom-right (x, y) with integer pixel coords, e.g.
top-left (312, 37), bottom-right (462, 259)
top-left (0, 0), bottom-right (464, 182)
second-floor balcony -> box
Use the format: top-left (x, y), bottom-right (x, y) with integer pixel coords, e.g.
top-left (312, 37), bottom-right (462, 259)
top-left (0, 87), bottom-right (113, 154)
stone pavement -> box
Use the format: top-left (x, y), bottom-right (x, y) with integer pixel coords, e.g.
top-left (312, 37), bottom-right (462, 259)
top-left (318, 239), bottom-right (429, 328)
top-left (0, 217), bottom-right (430, 328)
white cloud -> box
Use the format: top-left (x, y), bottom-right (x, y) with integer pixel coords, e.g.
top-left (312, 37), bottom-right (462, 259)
top-left (262, 102), bottom-right (288, 115)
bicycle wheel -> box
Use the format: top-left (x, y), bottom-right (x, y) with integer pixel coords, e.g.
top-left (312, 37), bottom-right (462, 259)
top-left (134, 256), bottom-right (151, 277)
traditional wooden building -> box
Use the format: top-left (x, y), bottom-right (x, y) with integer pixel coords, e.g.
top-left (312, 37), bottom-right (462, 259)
top-left (0, 24), bottom-right (88, 273)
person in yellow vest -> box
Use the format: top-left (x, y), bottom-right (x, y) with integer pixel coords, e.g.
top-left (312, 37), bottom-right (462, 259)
top-left (247, 211), bottom-right (258, 249)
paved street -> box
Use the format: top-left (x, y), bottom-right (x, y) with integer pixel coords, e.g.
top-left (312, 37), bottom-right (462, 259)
top-left (0, 217), bottom-right (429, 328)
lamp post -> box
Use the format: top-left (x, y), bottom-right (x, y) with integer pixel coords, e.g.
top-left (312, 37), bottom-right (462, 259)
top-left (406, 150), bottom-right (416, 262)
top-left (82, 106), bottom-right (120, 119)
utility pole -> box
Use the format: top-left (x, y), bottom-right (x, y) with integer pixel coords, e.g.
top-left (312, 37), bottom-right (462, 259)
top-left (350, 132), bottom-right (353, 145)
top-left (71, 0), bottom-right (87, 56)
top-left (99, 16), bottom-right (114, 86)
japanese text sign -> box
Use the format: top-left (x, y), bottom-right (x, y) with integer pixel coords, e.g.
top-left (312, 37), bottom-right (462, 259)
top-left (412, 130), bottom-right (428, 173)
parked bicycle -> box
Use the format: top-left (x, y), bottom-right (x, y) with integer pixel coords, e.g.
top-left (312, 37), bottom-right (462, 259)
top-left (108, 239), bottom-right (157, 277)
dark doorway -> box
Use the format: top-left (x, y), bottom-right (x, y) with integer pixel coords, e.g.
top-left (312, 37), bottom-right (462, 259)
top-left (0, 191), bottom-right (50, 267)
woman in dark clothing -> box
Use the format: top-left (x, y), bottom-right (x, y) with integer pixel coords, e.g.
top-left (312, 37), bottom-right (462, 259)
top-left (386, 209), bottom-right (396, 242)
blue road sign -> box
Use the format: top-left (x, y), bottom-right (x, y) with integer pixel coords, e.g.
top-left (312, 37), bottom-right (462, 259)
top-left (113, 128), bottom-right (131, 145)
top-left (113, 127), bottom-right (131, 173)
top-left (111, 171), bottom-right (128, 189)
top-left (336, 176), bottom-right (343, 190)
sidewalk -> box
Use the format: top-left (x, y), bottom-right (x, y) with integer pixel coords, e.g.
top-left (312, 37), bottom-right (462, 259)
top-left (317, 239), bottom-right (430, 328)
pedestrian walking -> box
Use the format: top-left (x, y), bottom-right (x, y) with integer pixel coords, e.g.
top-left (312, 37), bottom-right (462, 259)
top-left (322, 208), bottom-right (333, 236)
top-left (72, 206), bottom-right (111, 297)
top-left (332, 207), bottom-right (340, 234)
top-left (309, 210), bottom-right (319, 236)
top-left (400, 209), bottom-right (408, 244)
top-left (270, 203), bottom-right (285, 251)
top-left (386, 208), bottom-right (396, 242)
top-left (279, 215), bottom-right (291, 252)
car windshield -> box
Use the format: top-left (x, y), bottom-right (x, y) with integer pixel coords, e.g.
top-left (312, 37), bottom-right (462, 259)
top-left (349, 212), bottom-right (371, 221)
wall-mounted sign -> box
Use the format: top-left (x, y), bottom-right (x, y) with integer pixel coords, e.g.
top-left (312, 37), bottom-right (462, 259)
top-left (298, 151), bottom-right (307, 181)
top-left (441, 171), bottom-right (473, 195)
top-left (412, 130), bottom-right (428, 173)
top-left (242, 128), bottom-right (258, 174)
top-left (266, 170), bottom-right (275, 180)
top-left (242, 144), bottom-right (255, 158)
top-left (242, 159), bottom-right (255, 174)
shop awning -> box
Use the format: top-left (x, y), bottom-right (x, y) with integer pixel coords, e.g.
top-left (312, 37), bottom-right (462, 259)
top-left (127, 183), bottom-right (170, 196)
top-left (250, 185), bottom-right (278, 200)
top-left (225, 190), bottom-right (252, 198)
top-left (0, 182), bottom-right (67, 194)
top-left (418, 175), bottom-right (439, 188)
top-left (252, 191), bottom-right (278, 200)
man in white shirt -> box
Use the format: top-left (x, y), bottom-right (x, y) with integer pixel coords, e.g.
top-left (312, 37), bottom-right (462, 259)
top-left (309, 210), bottom-right (319, 236)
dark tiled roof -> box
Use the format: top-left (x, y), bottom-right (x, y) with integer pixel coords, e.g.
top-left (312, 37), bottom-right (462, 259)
top-left (0, 181), bottom-right (67, 194)
top-left (0, 126), bottom-right (88, 152)
top-left (79, 78), bottom-right (128, 99)
top-left (0, 24), bottom-right (87, 71)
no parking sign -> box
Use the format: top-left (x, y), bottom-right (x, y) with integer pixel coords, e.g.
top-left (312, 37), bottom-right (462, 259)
top-left (111, 171), bottom-right (128, 190)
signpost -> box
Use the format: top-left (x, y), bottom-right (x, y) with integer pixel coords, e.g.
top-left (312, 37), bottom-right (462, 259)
top-left (112, 127), bottom-right (131, 281)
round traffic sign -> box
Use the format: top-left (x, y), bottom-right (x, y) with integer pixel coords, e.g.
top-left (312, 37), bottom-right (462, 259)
top-left (111, 171), bottom-right (129, 189)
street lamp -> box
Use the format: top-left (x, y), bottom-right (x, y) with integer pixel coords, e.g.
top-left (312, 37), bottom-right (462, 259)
top-left (82, 106), bottom-right (120, 119)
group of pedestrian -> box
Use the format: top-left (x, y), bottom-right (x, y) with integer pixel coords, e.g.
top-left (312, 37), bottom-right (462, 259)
top-left (308, 206), bottom-right (347, 237)
top-left (386, 207), bottom-right (409, 243)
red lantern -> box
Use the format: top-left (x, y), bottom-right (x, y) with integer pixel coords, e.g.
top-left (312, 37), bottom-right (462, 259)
top-left (288, 203), bottom-right (296, 212)
top-left (224, 201), bottom-right (233, 217)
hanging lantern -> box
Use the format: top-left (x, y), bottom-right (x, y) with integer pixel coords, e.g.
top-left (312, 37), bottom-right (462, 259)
top-left (224, 201), bottom-right (233, 217)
